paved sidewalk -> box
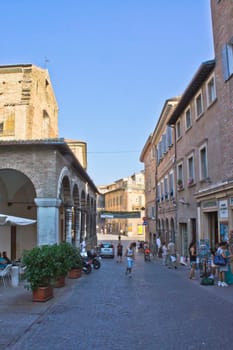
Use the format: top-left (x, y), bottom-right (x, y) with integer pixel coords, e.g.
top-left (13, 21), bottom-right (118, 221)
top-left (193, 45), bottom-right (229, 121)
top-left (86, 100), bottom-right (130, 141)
top-left (0, 277), bottom-right (79, 349)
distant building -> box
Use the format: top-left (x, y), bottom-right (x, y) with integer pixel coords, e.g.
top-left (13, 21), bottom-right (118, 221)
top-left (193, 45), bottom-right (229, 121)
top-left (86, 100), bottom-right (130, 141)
top-left (98, 171), bottom-right (145, 238)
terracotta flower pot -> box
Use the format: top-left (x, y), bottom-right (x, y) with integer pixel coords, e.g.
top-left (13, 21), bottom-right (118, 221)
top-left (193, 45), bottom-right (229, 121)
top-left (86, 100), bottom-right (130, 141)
top-left (32, 286), bottom-right (54, 302)
top-left (68, 268), bottom-right (82, 279)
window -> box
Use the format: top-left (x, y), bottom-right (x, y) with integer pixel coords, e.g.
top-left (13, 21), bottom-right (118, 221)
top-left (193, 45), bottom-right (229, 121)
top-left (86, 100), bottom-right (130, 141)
top-left (157, 183), bottom-right (161, 202)
top-left (162, 134), bottom-right (166, 154)
top-left (199, 144), bottom-right (208, 180)
top-left (161, 181), bottom-right (164, 201)
top-left (177, 163), bottom-right (183, 187)
top-left (185, 107), bottom-right (192, 130)
top-left (150, 147), bottom-right (154, 160)
top-left (187, 154), bottom-right (195, 185)
top-left (169, 172), bottom-right (174, 198)
top-left (164, 177), bottom-right (168, 199)
top-left (222, 39), bottom-right (233, 81)
top-left (195, 92), bottom-right (204, 118)
top-left (43, 110), bottom-right (50, 138)
top-left (157, 141), bottom-right (162, 162)
top-left (206, 74), bottom-right (216, 106)
top-left (0, 122), bottom-right (3, 135)
top-left (176, 120), bottom-right (181, 139)
top-left (166, 126), bottom-right (173, 148)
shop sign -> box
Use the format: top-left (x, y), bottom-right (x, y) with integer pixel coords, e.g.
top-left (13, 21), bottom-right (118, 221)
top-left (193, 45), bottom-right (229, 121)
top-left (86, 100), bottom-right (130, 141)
top-left (202, 200), bottom-right (217, 209)
top-left (219, 200), bottom-right (228, 219)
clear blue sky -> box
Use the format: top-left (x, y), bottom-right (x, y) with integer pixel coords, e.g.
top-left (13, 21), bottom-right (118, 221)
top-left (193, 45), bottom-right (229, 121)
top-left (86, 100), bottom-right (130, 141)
top-left (1, 1), bottom-right (214, 186)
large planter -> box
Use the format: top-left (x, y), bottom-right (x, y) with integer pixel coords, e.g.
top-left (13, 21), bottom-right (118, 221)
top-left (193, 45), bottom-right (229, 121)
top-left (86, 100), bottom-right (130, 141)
top-left (32, 286), bottom-right (54, 302)
top-left (54, 275), bottom-right (66, 288)
top-left (68, 268), bottom-right (82, 279)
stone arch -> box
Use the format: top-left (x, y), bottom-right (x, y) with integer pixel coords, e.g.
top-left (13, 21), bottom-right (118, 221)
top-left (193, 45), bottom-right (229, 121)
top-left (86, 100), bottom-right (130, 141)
top-left (57, 168), bottom-right (72, 243)
top-left (57, 167), bottom-right (72, 199)
top-left (170, 217), bottom-right (175, 242)
top-left (161, 219), bottom-right (165, 242)
top-left (0, 168), bottom-right (37, 260)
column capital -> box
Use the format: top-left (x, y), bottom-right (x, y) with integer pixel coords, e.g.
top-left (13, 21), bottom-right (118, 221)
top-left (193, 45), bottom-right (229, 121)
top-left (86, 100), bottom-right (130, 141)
top-left (34, 198), bottom-right (62, 208)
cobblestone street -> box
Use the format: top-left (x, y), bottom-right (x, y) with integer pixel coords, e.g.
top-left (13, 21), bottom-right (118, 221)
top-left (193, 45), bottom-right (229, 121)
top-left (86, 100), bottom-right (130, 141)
top-left (4, 234), bottom-right (233, 350)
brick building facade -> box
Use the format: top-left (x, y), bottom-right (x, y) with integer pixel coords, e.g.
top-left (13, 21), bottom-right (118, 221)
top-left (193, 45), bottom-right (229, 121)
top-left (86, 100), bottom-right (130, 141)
top-left (141, 0), bottom-right (233, 256)
top-left (0, 64), bottom-right (98, 259)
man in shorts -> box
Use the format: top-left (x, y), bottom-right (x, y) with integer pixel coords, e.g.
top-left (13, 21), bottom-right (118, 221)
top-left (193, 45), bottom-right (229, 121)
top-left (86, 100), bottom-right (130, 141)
top-left (116, 242), bottom-right (123, 263)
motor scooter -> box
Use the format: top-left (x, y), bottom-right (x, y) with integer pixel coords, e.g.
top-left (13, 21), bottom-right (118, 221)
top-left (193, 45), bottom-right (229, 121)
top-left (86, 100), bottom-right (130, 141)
top-left (87, 250), bottom-right (101, 269)
top-left (82, 257), bottom-right (92, 274)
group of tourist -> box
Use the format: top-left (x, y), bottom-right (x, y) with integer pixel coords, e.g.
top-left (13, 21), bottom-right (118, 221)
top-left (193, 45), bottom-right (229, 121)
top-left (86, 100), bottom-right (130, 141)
top-left (153, 234), bottom-right (233, 287)
top-left (187, 241), bottom-right (233, 287)
top-left (115, 233), bottom-right (233, 286)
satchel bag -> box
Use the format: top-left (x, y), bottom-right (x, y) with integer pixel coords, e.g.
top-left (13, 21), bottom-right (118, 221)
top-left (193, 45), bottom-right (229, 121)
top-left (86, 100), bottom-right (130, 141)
top-left (213, 254), bottom-right (227, 266)
top-left (200, 277), bottom-right (214, 286)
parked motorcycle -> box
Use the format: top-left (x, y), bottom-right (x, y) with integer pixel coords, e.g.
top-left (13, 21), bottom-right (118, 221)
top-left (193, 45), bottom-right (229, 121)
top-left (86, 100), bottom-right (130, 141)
top-left (87, 250), bottom-right (101, 269)
top-left (82, 258), bottom-right (92, 274)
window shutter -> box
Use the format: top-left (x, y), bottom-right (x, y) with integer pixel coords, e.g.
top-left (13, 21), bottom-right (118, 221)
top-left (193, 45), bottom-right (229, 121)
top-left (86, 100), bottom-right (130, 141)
top-left (222, 45), bottom-right (230, 81)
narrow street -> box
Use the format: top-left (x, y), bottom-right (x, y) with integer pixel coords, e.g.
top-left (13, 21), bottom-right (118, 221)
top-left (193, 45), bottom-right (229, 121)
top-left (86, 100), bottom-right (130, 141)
top-left (6, 234), bottom-right (233, 350)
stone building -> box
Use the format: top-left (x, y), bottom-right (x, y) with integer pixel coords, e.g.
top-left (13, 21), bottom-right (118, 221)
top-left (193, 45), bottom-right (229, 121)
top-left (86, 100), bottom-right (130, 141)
top-left (168, 60), bottom-right (216, 255)
top-left (151, 98), bottom-right (180, 245)
top-left (140, 98), bottom-right (180, 245)
top-left (0, 64), bottom-right (98, 259)
top-left (140, 0), bottom-right (233, 256)
top-left (139, 134), bottom-right (156, 242)
top-left (99, 172), bottom-right (145, 238)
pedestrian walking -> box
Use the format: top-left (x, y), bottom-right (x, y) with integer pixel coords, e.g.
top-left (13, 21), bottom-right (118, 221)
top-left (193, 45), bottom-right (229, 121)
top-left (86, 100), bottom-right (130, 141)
top-left (167, 239), bottom-right (177, 269)
top-left (188, 242), bottom-right (197, 279)
top-left (161, 241), bottom-right (168, 266)
top-left (125, 243), bottom-right (135, 277)
top-left (116, 242), bottom-right (123, 263)
top-left (156, 235), bottom-right (161, 257)
top-left (217, 242), bottom-right (230, 287)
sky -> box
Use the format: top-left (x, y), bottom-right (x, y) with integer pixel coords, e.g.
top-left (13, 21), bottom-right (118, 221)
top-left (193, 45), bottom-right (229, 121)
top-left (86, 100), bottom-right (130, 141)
top-left (1, 1), bottom-right (214, 186)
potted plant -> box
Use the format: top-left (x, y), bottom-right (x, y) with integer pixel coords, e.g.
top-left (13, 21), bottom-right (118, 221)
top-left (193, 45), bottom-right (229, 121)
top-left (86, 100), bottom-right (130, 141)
top-left (177, 179), bottom-right (183, 190)
top-left (52, 242), bottom-right (71, 288)
top-left (22, 245), bottom-right (57, 302)
top-left (188, 178), bottom-right (194, 186)
top-left (66, 244), bottom-right (83, 279)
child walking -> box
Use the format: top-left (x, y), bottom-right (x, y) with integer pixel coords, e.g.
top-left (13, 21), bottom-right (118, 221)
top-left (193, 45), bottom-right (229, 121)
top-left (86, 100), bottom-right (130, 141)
top-left (125, 243), bottom-right (135, 277)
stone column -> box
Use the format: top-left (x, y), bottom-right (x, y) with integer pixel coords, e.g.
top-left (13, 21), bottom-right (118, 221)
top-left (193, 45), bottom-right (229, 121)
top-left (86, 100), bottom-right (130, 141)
top-left (34, 198), bottom-right (62, 246)
top-left (74, 208), bottom-right (81, 248)
top-left (65, 206), bottom-right (73, 244)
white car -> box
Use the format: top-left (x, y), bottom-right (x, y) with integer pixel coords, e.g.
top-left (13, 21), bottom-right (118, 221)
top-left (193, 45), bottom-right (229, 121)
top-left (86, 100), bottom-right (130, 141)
top-left (100, 242), bottom-right (115, 258)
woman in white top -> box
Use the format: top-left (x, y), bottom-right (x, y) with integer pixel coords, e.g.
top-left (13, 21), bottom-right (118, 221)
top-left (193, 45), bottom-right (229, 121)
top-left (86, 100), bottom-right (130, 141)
top-left (217, 242), bottom-right (229, 287)
top-left (125, 243), bottom-right (135, 277)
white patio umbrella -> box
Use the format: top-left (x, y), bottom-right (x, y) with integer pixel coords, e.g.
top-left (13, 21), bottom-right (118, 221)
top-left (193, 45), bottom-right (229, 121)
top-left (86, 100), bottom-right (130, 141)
top-left (0, 214), bottom-right (36, 226)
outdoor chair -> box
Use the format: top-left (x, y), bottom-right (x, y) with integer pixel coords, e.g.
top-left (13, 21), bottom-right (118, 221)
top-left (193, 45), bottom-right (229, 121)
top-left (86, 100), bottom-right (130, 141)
top-left (19, 265), bottom-right (26, 280)
top-left (0, 264), bottom-right (12, 287)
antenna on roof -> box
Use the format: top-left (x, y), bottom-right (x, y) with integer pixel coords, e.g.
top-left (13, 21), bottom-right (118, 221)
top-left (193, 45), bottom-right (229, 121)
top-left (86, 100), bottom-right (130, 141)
top-left (44, 56), bottom-right (50, 69)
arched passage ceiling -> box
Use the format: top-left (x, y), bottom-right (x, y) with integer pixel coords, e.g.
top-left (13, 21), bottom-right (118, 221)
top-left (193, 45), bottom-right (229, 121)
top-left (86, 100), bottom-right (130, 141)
top-left (0, 169), bottom-right (35, 201)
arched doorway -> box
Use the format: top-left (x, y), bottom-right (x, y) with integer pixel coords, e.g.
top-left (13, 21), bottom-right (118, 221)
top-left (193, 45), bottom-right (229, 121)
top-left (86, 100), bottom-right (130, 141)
top-left (0, 169), bottom-right (37, 260)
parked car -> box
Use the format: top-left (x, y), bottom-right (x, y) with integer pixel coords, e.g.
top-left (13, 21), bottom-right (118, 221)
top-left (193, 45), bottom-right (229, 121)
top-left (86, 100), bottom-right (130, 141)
top-left (100, 243), bottom-right (115, 258)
